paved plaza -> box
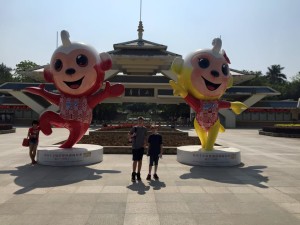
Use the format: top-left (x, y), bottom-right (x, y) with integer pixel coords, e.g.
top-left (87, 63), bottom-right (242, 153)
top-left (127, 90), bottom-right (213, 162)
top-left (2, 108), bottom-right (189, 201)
top-left (0, 127), bottom-right (300, 225)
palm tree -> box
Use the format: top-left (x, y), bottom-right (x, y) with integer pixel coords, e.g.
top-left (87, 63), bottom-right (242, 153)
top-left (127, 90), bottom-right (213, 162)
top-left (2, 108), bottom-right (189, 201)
top-left (265, 65), bottom-right (287, 84)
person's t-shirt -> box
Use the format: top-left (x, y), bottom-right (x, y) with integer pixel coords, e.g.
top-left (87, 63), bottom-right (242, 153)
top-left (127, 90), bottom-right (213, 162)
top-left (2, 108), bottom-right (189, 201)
top-left (130, 126), bottom-right (147, 149)
top-left (28, 127), bottom-right (40, 141)
top-left (148, 133), bottom-right (162, 156)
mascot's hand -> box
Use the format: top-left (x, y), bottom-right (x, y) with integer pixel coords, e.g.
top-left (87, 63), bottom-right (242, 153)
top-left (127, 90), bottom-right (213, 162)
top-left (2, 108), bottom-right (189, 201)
top-left (171, 57), bottom-right (184, 75)
top-left (24, 84), bottom-right (46, 95)
top-left (231, 102), bottom-right (247, 114)
top-left (169, 78), bottom-right (187, 98)
top-left (100, 53), bottom-right (112, 71)
top-left (104, 81), bottom-right (124, 97)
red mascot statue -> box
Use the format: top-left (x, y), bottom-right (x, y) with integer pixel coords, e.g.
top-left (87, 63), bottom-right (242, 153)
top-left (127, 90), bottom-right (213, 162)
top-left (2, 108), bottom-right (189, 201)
top-left (24, 30), bottom-right (124, 148)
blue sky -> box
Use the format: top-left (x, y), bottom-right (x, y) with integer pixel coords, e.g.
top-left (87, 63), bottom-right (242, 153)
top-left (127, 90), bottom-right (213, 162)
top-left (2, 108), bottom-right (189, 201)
top-left (1, 0), bottom-right (300, 80)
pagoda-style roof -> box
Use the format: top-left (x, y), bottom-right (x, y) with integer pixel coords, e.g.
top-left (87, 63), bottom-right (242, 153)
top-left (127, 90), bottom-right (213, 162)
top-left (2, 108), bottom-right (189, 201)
top-left (107, 21), bottom-right (180, 76)
top-left (108, 38), bottom-right (180, 56)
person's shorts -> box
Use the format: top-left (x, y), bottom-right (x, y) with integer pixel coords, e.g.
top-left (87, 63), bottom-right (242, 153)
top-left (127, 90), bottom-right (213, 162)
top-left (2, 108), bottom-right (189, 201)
top-left (149, 155), bottom-right (159, 166)
top-left (29, 138), bottom-right (38, 145)
top-left (132, 148), bottom-right (144, 161)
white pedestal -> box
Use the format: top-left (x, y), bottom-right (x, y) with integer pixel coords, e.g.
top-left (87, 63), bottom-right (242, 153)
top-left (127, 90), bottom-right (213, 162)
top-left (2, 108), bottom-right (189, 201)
top-left (37, 144), bottom-right (103, 166)
top-left (177, 145), bottom-right (241, 166)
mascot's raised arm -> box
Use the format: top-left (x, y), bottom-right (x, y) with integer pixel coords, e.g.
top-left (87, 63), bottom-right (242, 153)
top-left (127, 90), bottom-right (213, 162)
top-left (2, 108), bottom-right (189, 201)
top-left (170, 38), bottom-right (247, 151)
top-left (24, 30), bottom-right (124, 148)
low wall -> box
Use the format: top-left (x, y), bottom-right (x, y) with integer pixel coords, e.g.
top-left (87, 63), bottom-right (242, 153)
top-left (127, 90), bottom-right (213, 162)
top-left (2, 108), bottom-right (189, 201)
top-left (82, 130), bottom-right (199, 147)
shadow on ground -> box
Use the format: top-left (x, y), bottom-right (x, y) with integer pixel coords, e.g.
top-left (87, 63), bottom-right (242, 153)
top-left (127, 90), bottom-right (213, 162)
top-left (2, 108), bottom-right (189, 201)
top-left (148, 180), bottom-right (166, 190)
top-left (127, 181), bottom-right (151, 195)
top-left (0, 164), bottom-right (120, 194)
top-left (180, 165), bottom-right (269, 188)
top-left (126, 179), bottom-right (166, 194)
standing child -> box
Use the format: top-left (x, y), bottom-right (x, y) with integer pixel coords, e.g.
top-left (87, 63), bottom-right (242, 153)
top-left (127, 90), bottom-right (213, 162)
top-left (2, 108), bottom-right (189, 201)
top-left (146, 125), bottom-right (163, 180)
top-left (128, 116), bottom-right (148, 182)
top-left (27, 120), bottom-right (40, 164)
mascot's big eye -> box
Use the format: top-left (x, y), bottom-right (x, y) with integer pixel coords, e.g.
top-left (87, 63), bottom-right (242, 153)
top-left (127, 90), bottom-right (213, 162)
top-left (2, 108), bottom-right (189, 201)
top-left (198, 58), bottom-right (210, 69)
top-left (76, 54), bottom-right (88, 67)
top-left (222, 64), bottom-right (229, 76)
top-left (54, 59), bottom-right (63, 72)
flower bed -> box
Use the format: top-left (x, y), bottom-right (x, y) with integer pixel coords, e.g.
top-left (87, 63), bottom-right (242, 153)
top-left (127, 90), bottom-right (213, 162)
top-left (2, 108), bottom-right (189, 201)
top-left (259, 124), bottom-right (300, 138)
top-left (78, 125), bottom-right (199, 148)
top-left (0, 124), bottom-right (13, 130)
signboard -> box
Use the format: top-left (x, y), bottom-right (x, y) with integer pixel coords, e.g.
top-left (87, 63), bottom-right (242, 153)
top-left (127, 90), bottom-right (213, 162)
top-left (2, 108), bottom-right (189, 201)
top-left (125, 88), bottom-right (154, 97)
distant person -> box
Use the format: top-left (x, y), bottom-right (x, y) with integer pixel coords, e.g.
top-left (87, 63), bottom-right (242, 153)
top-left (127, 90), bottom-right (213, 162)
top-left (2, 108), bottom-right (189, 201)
top-left (128, 116), bottom-right (147, 182)
top-left (27, 120), bottom-right (40, 164)
top-left (146, 125), bottom-right (163, 180)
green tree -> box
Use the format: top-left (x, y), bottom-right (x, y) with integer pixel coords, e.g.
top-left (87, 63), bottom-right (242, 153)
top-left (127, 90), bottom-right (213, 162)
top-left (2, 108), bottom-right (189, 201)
top-left (0, 63), bottom-right (14, 84)
top-left (291, 71), bottom-right (300, 82)
top-left (240, 70), bottom-right (268, 86)
top-left (14, 60), bottom-right (39, 82)
top-left (285, 72), bottom-right (300, 100)
top-left (265, 65), bottom-right (287, 84)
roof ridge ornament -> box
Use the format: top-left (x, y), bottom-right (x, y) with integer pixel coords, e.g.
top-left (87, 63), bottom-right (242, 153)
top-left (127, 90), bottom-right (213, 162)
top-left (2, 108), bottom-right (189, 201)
top-left (137, 0), bottom-right (144, 42)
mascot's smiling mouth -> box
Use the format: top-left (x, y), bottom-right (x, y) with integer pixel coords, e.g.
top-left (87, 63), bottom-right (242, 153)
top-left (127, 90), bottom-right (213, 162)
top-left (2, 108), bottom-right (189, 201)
top-left (202, 76), bottom-right (221, 91)
top-left (64, 77), bottom-right (84, 89)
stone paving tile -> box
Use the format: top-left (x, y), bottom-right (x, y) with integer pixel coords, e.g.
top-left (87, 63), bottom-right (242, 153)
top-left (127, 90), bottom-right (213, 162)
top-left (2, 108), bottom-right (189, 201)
top-left (154, 193), bottom-right (185, 202)
top-left (261, 192), bottom-right (299, 203)
top-left (0, 215), bottom-right (14, 225)
top-left (75, 185), bottom-right (103, 193)
top-left (8, 215), bottom-right (53, 225)
top-left (227, 186), bottom-right (257, 193)
top-left (67, 193), bottom-right (99, 203)
top-left (127, 193), bottom-right (155, 202)
top-left (23, 202), bottom-right (63, 215)
top-left (101, 186), bottom-right (127, 193)
top-left (275, 186), bottom-right (300, 194)
top-left (202, 186), bottom-right (231, 193)
top-left (217, 201), bottom-right (286, 214)
top-left (157, 202), bottom-right (190, 213)
top-left (96, 193), bottom-right (127, 202)
top-left (5, 194), bottom-right (42, 204)
top-left (91, 202), bottom-right (126, 214)
top-left (159, 213), bottom-right (198, 225)
top-left (182, 193), bottom-right (215, 202)
top-left (187, 202), bottom-right (222, 214)
top-left (211, 193), bottom-right (241, 202)
top-left (123, 213), bottom-right (160, 225)
top-left (48, 214), bottom-right (89, 225)
top-left (48, 186), bottom-right (78, 194)
top-left (125, 202), bottom-right (157, 214)
top-left (178, 186), bottom-right (205, 193)
top-left (0, 194), bottom-right (17, 204)
top-left (86, 214), bottom-right (125, 225)
top-left (1, 128), bottom-right (300, 224)
top-left (0, 203), bottom-right (30, 215)
top-left (234, 193), bottom-right (270, 202)
top-left (278, 202), bottom-right (300, 213)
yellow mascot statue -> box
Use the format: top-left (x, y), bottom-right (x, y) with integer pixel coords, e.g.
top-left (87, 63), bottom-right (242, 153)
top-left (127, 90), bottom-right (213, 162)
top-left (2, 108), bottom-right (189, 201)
top-left (170, 38), bottom-right (247, 151)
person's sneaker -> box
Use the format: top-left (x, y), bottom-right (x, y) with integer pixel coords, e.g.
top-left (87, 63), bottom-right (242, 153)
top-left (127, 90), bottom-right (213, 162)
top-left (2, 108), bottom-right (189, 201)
top-left (131, 172), bottom-right (136, 182)
top-left (146, 174), bottom-right (151, 180)
top-left (136, 172), bottom-right (141, 181)
top-left (153, 173), bottom-right (159, 180)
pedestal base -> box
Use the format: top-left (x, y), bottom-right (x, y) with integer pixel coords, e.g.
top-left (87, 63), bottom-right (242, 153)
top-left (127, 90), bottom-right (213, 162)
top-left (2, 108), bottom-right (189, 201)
top-left (177, 145), bottom-right (241, 166)
top-left (37, 144), bottom-right (103, 166)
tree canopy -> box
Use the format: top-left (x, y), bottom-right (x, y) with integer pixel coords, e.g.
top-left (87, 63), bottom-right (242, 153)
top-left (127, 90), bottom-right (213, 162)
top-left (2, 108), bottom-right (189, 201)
top-left (240, 65), bottom-right (299, 101)
top-left (14, 60), bottom-right (39, 82)
top-left (0, 63), bottom-right (14, 84)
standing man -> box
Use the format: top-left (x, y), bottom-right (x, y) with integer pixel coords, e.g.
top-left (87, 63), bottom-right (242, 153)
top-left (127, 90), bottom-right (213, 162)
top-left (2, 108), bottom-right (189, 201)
top-left (128, 116), bottom-right (148, 182)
